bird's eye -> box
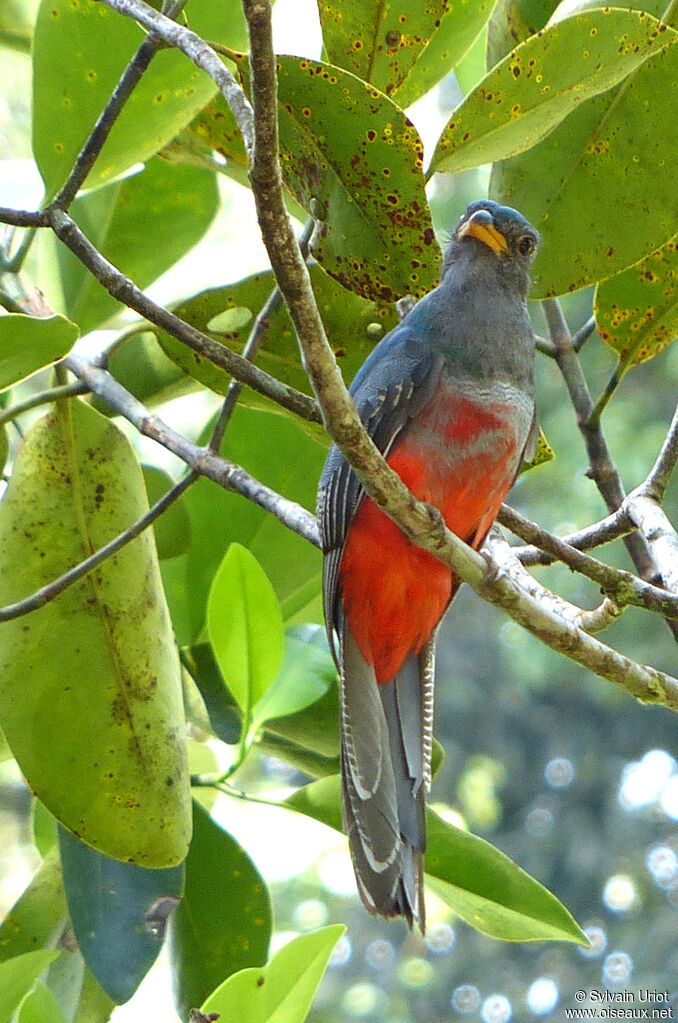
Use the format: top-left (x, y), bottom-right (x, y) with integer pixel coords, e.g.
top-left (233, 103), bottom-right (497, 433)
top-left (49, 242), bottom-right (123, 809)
top-left (518, 235), bottom-right (535, 256)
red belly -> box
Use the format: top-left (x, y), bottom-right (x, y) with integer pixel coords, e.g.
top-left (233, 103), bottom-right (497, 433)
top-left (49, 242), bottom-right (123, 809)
top-left (339, 393), bottom-right (520, 683)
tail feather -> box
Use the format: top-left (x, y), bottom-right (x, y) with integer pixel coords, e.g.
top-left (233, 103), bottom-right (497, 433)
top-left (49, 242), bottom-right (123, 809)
top-left (340, 627), bottom-right (430, 931)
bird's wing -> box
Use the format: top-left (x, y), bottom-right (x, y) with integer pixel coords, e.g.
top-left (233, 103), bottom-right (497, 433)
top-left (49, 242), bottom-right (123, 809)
top-left (316, 325), bottom-right (444, 661)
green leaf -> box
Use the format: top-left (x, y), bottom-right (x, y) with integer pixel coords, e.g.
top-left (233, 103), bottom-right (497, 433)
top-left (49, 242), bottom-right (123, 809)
top-left (201, 925), bottom-right (345, 1023)
top-left (594, 234), bottom-right (678, 367)
top-left (390, 0), bottom-right (497, 108)
top-left (181, 643), bottom-right (242, 744)
top-left (253, 625), bottom-right (336, 728)
top-left (429, 10), bottom-right (677, 176)
top-left (58, 826), bottom-right (184, 1004)
top-left (169, 802), bottom-right (272, 1020)
top-left (268, 55), bottom-right (441, 302)
top-left (492, 39), bottom-right (678, 296)
top-left (207, 543), bottom-right (285, 720)
top-left (57, 158), bottom-right (219, 333)
top-left (285, 776), bottom-right (586, 944)
top-left (0, 950), bottom-right (61, 1023)
top-left (0, 314), bottom-right (79, 392)
top-left (142, 465), bottom-right (191, 560)
top-left (17, 980), bottom-right (67, 1023)
top-left (156, 265), bottom-right (398, 405)
top-left (0, 851), bottom-right (67, 964)
top-left (32, 0), bottom-right (247, 196)
top-left (0, 400), bottom-right (191, 867)
top-left (163, 405), bottom-right (326, 646)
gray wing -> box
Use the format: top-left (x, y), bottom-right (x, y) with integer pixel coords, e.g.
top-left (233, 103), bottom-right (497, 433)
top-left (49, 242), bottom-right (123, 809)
top-left (316, 327), bottom-right (444, 662)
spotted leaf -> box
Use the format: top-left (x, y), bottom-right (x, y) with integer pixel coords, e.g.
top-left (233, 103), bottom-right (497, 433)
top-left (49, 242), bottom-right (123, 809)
top-left (430, 10), bottom-right (677, 176)
top-left (594, 235), bottom-right (678, 367)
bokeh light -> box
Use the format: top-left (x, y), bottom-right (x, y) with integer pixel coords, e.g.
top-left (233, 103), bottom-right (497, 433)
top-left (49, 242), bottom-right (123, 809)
top-left (342, 982), bottom-right (387, 1018)
top-left (579, 924), bottom-right (608, 959)
top-left (602, 874), bottom-right (639, 914)
top-left (602, 951), bottom-right (633, 986)
top-left (365, 938), bottom-right (395, 971)
top-left (526, 977), bottom-right (559, 1015)
top-left (646, 844), bottom-right (678, 888)
top-left (618, 749), bottom-right (676, 811)
top-left (425, 921), bottom-right (456, 954)
top-left (544, 757), bottom-right (575, 789)
top-left (451, 985), bottom-right (481, 1015)
top-left (481, 993), bottom-right (512, 1022)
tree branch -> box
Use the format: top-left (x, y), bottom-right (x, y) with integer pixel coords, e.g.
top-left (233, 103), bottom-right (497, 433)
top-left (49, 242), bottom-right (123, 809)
top-left (64, 354), bottom-right (319, 546)
top-left (497, 504), bottom-right (678, 618)
top-left (499, 504), bottom-right (634, 566)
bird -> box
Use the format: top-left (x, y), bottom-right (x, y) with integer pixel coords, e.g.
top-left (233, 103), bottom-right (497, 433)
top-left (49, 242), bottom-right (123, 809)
top-left (316, 199), bottom-right (540, 932)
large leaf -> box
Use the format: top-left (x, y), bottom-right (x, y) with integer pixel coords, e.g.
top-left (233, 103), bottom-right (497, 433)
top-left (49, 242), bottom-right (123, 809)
top-left (429, 10), bottom-right (677, 176)
top-left (0, 400), bottom-right (191, 866)
top-left (59, 827), bottom-right (184, 1004)
top-left (0, 951), bottom-right (61, 1023)
top-left (491, 39), bottom-right (678, 296)
top-left (200, 926), bottom-right (345, 1023)
top-left (169, 802), bottom-right (272, 1020)
top-left (207, 544), bottom-right (285, 720)
top-left (156, 264), bottom-right (399, 405)
top-left (594, 234), bottom-right (678, 367)
top-left (258, 55), bottom-right (441, 302)
top-left (0, 851), bottom-right (67, 964)
top-left (0, 314), bottom-right (78, 392)
top-left (286, 776), bottom-right (586, 944)
top-left (57, 158), bottom-right (219, 333)
top-left (32, 0), bottom-right (247, 196)
top-left (161, 405), bottom-right (326, 647)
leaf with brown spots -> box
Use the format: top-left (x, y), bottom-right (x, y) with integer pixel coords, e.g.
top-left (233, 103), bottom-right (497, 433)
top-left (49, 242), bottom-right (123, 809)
top-left (265, 56), bottom-right (441, 302)
top-left (492, 24), bottom-right (678, 296)
top-left (318, 0), bottom-right (493, 106)
top-left (0, 400), bottom-right (192, 867)
top-left (430, 9), bottom-right (677, 176)
top-left (595, 235), bottom-right (678, 367)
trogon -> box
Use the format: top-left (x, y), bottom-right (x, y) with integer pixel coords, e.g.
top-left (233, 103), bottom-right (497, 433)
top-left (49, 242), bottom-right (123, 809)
top-left (317, 199), bottom-right (540, 931)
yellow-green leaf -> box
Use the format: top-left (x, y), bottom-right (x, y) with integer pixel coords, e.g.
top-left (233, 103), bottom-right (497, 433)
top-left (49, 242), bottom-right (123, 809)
top-left (0, 401), bottom-right (191, 866)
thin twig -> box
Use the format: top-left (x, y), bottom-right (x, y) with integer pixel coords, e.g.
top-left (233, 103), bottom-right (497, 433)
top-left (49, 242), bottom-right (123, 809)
top-left (502, 504), bottom-right (634, 566)
top-left (645, 400), bottom-right (678, 500)
top-left (0, 382), bottom-right (90, 428)
top-left (208, 217), bottom-right (315, 453)
top-left (543, 298), bottom-right (656, 579)
top-left (0, 471), bottom-right (197, 622)
top-left (572, 314), bottom-right (596, 352)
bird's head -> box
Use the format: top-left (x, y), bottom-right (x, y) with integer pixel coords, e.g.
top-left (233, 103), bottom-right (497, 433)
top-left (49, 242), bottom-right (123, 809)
top-left (444, 199), bottom-right (539, 295)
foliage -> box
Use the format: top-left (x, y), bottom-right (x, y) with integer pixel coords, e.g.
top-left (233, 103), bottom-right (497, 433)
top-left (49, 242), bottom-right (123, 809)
top-left (0, 0), bottom-right (677, 1019)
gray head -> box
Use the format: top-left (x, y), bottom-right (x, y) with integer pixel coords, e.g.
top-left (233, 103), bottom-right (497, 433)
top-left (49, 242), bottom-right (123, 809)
top-left (443, 199), bottom-right (539, 298)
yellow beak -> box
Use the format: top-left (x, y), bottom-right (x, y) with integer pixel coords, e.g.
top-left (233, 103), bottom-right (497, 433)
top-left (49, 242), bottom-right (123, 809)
top-left (457, 211), bottom-right (510, 256)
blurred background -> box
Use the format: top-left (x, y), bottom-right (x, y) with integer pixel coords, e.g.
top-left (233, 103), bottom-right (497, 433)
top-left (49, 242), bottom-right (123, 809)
top-left (2, 0), bottom-right (678, 1019)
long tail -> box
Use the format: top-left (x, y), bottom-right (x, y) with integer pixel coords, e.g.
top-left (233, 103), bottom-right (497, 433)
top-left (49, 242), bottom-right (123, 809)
top-left (340, 628), bottom-right (434, 931)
